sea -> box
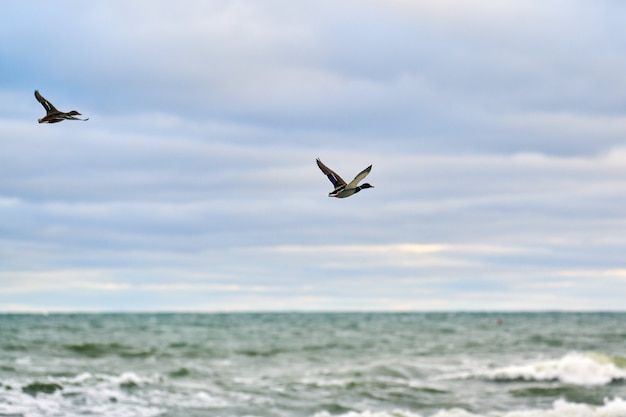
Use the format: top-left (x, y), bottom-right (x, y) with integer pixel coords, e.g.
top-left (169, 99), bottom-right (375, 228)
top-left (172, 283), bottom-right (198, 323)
top-left (1, 312), bottom-right (625, 417)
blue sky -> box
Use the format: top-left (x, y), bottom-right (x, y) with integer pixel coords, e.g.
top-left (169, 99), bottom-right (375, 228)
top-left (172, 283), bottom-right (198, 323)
top-left (1, 0), bottom-right (625, 311)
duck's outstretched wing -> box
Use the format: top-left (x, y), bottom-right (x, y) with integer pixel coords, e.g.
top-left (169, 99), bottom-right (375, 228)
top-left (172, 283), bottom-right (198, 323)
top-left (34, 90), bottom-right (58, 113)
top-left (68, 115), bottom-right (90, 122)
top-left (346, 165), bottom-right (372, 189)
top-left (316, 158), bottom-right (346, 190)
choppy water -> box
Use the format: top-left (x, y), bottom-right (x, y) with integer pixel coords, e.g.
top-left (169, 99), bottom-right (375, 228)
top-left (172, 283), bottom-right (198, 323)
top-left (1, 313), bottom-right (625, 417)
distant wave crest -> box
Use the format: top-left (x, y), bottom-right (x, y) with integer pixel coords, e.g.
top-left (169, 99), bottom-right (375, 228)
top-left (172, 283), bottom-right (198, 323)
top-left (482, 352), bottom-right (626, 386)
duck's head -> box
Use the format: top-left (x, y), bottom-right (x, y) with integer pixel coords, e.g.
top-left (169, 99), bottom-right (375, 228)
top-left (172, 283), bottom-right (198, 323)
top-left (68, 110), bottom-right (82, 116)
top-left (360, 183), bottom-right (374, 189)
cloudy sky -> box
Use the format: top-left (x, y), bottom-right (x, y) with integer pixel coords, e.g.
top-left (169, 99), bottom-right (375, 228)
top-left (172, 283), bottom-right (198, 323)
top-left (1, 0), bottom-right (625, 312)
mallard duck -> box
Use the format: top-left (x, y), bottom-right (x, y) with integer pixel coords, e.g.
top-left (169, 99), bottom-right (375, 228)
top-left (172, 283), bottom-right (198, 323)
top-left (316, 158), bottom-right (374, 198)
top-left (35, 90), bottom-right (89, 123)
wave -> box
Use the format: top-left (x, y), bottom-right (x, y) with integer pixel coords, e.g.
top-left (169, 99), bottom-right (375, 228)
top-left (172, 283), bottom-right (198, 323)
top-left (73, 371), bottom-right (162, 387)
top-left (313, 397), bottom-right (626, 417)
top-left (64, 342), bottom-right (156, 358)
top-left (2, 372), bottom-right (161, 396)
top-left (509, 384), bottom-right (617, 407)
top-left (21, 381), bottom-right (63, 396)
top-left (168, 367), bottom-right (191, 378)
top-left (479, 352), bottom-right (626, 386)
top-left (0, 372), bottom-right (164, 417)
top-left (235, 347), bottom-right (286, 357)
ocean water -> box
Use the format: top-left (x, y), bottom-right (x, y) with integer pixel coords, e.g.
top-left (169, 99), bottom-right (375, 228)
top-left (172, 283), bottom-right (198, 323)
top-left (1, 313), bottom-right (625, 417)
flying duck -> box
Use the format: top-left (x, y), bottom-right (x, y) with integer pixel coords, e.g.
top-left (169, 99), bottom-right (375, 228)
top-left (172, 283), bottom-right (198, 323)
top-left (316, 158), bottom-right (374, 198)
top-left (34, 90), bottom-right (89, 123)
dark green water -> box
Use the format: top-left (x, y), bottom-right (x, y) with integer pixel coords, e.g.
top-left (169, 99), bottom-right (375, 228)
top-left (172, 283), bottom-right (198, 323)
top-left (1, 313), bottom-right (625, 417)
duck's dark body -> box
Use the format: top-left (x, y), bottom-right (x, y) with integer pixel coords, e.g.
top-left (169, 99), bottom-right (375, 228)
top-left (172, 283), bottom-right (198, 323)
top-left (316, 158), bottom-right (374, 198)
top-left (35, 90), bottom-right (88, 124)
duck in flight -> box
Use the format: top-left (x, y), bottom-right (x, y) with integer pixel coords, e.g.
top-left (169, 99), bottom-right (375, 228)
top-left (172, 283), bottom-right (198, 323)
top-left (35, 90), bottom-right (89, 123)
top-left (316, 158), bottom-right (374, 198)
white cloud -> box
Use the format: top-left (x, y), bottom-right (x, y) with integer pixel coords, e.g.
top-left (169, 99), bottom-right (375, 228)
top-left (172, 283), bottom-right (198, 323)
top-left (557, 269), bottom-right (626, 280)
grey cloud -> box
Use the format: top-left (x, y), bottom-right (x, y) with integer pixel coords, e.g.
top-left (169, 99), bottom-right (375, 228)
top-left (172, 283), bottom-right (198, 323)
top-left (2, 1), bottom-right (626, 311)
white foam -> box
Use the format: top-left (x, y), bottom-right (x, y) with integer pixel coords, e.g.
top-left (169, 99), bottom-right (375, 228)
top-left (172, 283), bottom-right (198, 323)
top-left (55, 370), bottom-right (162, 387)
top-left (144, 388), bottom-right (230, 409)
top-left (482, 352), bottom-right (626, 386)
top-left (312, 397), bottom-right (626, 417)
top-left (0, 384), bottom-right (163, 417)
top-left (0, 368), bottom-right (247, 417)
top-left (0, 372), bottom-right (165, 417)
top-left (314, 410), bottom-right (425, 417)
top-left (15, 356), bottom-right (31, 365)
